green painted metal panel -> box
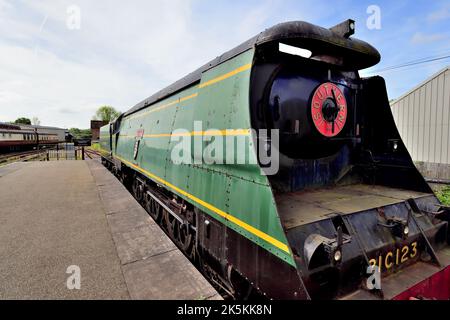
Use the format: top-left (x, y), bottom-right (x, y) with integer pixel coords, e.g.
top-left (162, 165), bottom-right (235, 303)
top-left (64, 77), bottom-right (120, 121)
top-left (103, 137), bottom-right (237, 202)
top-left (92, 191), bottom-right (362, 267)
top-left (105, 48), bottom-right (295, 266)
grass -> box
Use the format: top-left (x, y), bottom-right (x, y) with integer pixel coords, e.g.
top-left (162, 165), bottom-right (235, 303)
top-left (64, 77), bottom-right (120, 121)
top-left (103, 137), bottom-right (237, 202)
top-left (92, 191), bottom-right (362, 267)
top-left (436, 185), bottom-right (450, 206)
top-left (89, 142), bottom-right (101, 152)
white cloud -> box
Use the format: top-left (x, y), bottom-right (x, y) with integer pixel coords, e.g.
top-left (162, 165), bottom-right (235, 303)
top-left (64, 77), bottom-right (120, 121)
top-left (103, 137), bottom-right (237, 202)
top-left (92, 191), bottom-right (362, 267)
top-left (235, 0), bottom-right (278, 37)
top-left (427, 6), bottom-right (450, 23)
top-left (0, 0), bottom-right (206, 128)
top-left (0, 0), bottom-right (315, 128)
top-left (410, 32), bottom-right (447, 44)
top-left (0, 42), bottom-right (149, 128)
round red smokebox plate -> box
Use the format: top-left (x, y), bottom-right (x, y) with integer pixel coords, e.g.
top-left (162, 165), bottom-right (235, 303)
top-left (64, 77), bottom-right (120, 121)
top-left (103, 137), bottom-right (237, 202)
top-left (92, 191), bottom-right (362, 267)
top-left (311, 82), bottom-right (347, 138)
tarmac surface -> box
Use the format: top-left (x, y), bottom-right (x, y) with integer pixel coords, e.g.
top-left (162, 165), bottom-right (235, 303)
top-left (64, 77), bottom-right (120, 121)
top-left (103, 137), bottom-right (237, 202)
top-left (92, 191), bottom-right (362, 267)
top-left (0, 160), bottom-right (220, 300)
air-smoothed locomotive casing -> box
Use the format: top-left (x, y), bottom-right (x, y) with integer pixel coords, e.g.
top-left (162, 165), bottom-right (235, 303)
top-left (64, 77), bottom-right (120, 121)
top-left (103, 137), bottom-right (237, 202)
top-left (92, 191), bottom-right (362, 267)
top-left (100, 50), bottom-right (296, 261)
top-left (100, 20), bottom-right (450, 300)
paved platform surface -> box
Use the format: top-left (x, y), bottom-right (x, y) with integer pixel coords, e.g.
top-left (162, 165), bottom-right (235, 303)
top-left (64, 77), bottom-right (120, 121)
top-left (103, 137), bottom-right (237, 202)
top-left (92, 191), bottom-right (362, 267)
top-left (87, 160), bottom-right (221, 300)
top-left (0, 160), bottom-right (220, 300)
top-left (0, 161), bottom-right (128, 299)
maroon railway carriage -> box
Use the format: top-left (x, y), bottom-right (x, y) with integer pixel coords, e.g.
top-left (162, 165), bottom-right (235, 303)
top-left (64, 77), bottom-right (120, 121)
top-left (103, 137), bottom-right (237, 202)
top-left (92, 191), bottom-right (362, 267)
top-left (0, 123), bottom-right (59, 152)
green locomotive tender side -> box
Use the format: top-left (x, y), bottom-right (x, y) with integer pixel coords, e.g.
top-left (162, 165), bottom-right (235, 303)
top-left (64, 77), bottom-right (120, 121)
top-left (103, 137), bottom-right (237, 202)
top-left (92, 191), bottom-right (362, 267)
top-left (100, 20), bottom-right (450, 300)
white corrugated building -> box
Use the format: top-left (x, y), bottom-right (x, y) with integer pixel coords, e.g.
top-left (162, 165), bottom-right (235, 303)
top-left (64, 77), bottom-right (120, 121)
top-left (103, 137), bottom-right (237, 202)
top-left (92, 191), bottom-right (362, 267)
top-left (391, 66), bottom-right (450, 181)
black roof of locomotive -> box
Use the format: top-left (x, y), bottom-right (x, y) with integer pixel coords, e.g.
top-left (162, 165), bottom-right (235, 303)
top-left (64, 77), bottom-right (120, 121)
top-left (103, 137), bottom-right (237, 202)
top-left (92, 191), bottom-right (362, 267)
top-left (123, 20), bottom-right (381, 118)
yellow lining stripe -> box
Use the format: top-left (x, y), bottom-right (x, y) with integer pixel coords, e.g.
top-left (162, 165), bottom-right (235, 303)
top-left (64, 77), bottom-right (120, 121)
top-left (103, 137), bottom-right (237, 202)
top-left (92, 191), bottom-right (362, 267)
top-left (127, 63), bottom-right (252, 121)
top-left (143, 129), bottom-right (251, 138)
top-left (199, 63), bottom-right (252, 88)
top-left (128, 93), bottom-right (198, 121)
top-left (114, 154), bottom-right (290, 254)
top-left (117, 129), bottom-right (251, 139)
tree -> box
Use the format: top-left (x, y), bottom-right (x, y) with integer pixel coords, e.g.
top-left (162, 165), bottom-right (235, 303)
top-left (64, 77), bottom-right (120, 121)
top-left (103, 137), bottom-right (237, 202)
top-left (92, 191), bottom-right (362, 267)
top-left (69, 128), bottom-right (92, 139)
top-left (94, 106), bottom-right (120, 123)
top-left (14, 117), bottom-right (31, 125)
top-left (32, 116), bottom-right (41, 125)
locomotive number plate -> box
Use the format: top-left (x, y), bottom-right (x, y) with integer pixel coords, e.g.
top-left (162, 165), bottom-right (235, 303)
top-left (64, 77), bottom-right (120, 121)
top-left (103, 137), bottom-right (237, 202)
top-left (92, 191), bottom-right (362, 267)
top-left (369, 241), bottom-right (419, 273)
top-left (311, 82), bottom-right (347, 137)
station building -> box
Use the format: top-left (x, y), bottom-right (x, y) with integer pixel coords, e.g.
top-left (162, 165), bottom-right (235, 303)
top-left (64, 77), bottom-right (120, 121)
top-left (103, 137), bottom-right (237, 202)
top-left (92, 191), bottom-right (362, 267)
top-left (91, 120), bottom-right (108, 142)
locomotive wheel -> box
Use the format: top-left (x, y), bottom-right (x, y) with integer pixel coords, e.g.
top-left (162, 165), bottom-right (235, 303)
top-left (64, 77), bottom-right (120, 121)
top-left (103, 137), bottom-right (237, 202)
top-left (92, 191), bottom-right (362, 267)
top-left (132, 180), bottom-right (143, 202)
top-left (147, 198), bottom-right (162, 222)
top-left (143, 192), bottom-right (151, 213)
top-left (178, 223), bottom-right (194, 254)
top-left (131, 179), bottom-right (138, 199)
top-left (138, 185), bottom-right (145, 204)
top-left (164, 212), bottom-right (178, 239)
top-left (119, 171), bottom-right (127, 184)
top-left (160, 209), bottom-right (169, 231)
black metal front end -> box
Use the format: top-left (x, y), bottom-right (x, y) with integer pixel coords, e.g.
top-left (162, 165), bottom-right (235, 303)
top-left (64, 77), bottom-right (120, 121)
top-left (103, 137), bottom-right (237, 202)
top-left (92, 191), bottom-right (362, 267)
top-left (249, 20), bottom-right (450, 299)
top-left (287, 196), bottom-right (448, 299)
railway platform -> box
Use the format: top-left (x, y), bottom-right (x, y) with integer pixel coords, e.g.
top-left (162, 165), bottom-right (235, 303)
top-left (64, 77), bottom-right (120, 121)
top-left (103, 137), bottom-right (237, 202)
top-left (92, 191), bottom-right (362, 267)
top-left (0, 160), bottom-right (221, 300)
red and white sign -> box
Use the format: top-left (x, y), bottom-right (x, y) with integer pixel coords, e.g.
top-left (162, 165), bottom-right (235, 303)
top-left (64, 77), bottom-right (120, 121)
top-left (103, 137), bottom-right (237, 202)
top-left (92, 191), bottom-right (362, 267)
top-left (311, 82), bottom-right (347, 138)
top-left (136, 129), bottom-right (145, 138)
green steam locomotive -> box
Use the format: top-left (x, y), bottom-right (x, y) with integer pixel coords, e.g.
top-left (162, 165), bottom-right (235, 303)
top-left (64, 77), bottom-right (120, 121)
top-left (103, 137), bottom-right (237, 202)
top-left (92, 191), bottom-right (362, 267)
top-left (99, 20), bottom-right (450, 300)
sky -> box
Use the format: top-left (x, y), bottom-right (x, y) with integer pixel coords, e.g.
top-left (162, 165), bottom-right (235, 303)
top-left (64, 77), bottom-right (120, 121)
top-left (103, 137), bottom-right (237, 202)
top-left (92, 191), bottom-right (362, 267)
top-left (0, 0), bottom-right (449, 129)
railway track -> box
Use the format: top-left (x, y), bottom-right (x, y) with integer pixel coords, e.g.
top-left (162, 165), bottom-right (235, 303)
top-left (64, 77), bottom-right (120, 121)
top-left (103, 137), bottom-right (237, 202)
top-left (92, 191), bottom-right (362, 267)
top-left (84, 149), bottom-right (101, 159)
top-left (0, 147), bottom-right (101, 164)
top-left (0, 150), bottom-right (47, 165)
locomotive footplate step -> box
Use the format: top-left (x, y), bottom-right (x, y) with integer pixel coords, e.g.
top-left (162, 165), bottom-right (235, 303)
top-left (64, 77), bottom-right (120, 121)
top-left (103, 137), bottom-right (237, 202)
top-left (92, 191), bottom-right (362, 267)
top-left (87, 159), bottom-right (221, 300)
top-left (276, 184), bottom-right (430, 229)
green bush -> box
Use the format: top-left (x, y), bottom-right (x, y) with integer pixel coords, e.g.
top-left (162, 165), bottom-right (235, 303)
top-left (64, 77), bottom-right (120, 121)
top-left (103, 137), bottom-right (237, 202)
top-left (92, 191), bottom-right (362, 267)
top-left (89, 142), bottom-right (101, 151)
top-left (437, 186), bottom-right (450, 206)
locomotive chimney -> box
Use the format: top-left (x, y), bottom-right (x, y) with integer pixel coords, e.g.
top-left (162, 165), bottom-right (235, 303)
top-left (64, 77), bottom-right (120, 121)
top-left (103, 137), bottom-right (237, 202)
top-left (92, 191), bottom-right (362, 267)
top-left (329, 19), bottom-right (355, 38)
